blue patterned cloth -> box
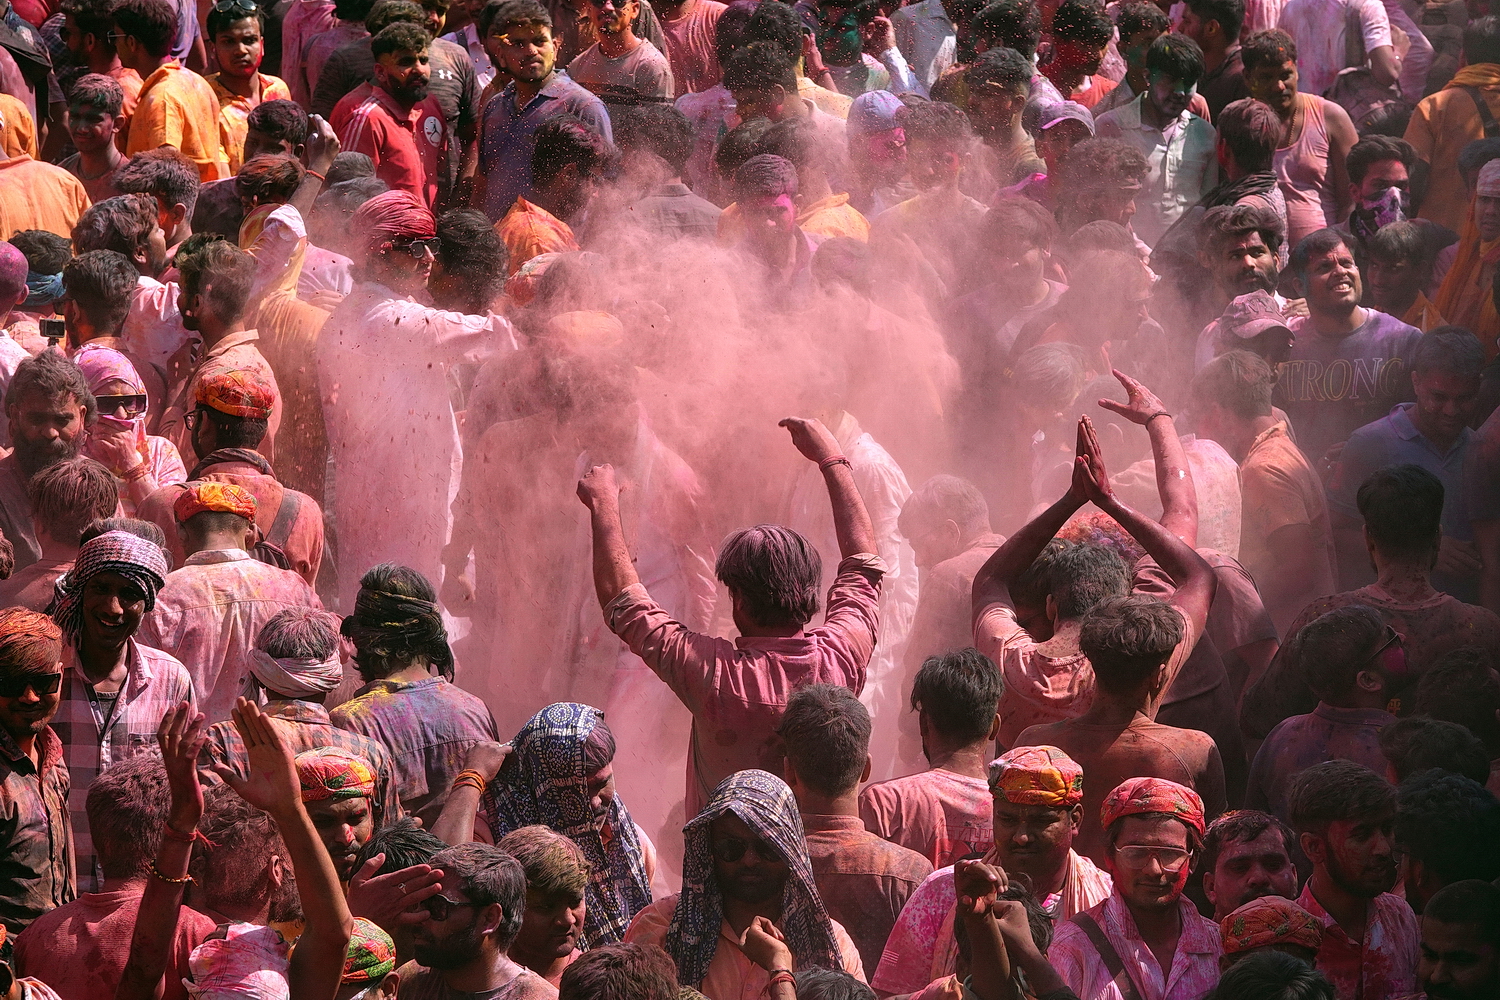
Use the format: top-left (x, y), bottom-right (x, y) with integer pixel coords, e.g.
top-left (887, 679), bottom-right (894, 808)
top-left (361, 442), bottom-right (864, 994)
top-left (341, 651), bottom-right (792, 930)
top-left (668, 769), bottom-right (843, 989)
top-left (483, 702), bottom-right (651, 947)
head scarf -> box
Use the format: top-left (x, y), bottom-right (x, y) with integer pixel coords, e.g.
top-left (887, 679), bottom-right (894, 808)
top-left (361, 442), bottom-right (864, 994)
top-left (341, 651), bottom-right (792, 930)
top-left (988, 746), bottom-right (1085, 807)
top-left (669, 770), bottom-right (841, 989)
top-left (351, 190), bottom-right (436, 260)
top-left (184, 922), bottom-right (291, 1000)
top-left (295, 747), bottom-right (376, 802)
top-left (339, 583), bottom-right (454, 681)
top-left (1220, 896), bottom-right (1324, 954)
top-left (342, 918), bottom-right (396, 983)
top-left (197, 369), bottom-right (275, 419)
top-left (174, 482), bottom-right (258, 523)
top-left (48, 530), bottom-right (168, 647)
top-left (76, 345), bottom-right (152, 471)
top-left (245, 646), bottom-right (343, 701)
top-left (1099, 777), bottom-right (1206, 836)
top-left (1479, 160), bottom-right (1500, 199)
top-left (23, 269), bottom-right (63, 311)
top-left (484, 702), bottom-right (652, 948)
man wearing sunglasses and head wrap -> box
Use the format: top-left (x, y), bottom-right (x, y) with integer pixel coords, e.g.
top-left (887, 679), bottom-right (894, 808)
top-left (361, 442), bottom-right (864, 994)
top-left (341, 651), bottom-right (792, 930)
top-left (47, 526), bottom-right (195, 895)
top-left (624, 770), bottom-right (865, 1000)
top-left (317, 190), bottom-right (515, 611)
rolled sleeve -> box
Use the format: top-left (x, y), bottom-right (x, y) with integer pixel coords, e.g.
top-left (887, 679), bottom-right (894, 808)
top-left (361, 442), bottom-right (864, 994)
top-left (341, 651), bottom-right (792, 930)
top-left (605, 584), bottom-right (731, 717)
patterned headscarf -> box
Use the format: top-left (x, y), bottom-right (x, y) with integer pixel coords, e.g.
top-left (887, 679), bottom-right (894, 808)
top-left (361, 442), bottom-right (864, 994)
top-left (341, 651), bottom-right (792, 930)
top-left (484, 702), bottom-right (652, 948)
top-left (1220, 896), bottom-right (1324, 954)
top-left (174, 481), bottom-right (258, 522)
top-left (48, 530), bottom-right (168, 647)
top-left (669, 770), bottom-right (841, 989)
top-left (296, 747), bottom-right (376, 802)
top-left (197, 369), bottom-right (275, 419)
top-left (75, 345), bottom-right (146, 395)
top-left (342, 918), bottom-right (396, 982)
top-left (988, 745), bottom-right (1085, 807)
top-left (1099, 777), bottom-right (1206, 836)
top-left (184, 922), bottom-right (291, 999)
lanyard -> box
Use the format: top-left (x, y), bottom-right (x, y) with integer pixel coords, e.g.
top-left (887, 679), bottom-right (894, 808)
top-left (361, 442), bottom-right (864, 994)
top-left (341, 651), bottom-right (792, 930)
top-left (83, 672), bottom-right (126, 741)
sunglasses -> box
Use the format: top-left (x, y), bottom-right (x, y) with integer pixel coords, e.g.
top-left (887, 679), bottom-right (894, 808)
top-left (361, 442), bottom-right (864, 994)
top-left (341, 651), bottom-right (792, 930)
top-left (0, 672), bottom-right (62, 699)
top-left (424, 893), bottom-right (481, 921)
top-left (391, 237), bottom-right (440, 258)
top-left (1114, 845), bottom-right (1191, 872)
top-left (96, 394), bottom-right (148, 418)
top-left (183, 409), bottom-right (214, 431)
top-left (211, 0), bottom-right (259, 13)
top-left (711, 836), bottom-right (778, 864)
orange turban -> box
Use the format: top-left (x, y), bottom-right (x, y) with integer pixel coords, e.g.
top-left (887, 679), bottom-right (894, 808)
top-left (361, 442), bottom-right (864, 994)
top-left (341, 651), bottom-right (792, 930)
top-left (296, 748), bottom-right (376, 802)
top-left (174, 482), bottom-right (257, 523)
top-left (989, 745), bottom-right (1084, 807)
top-left (197, 369), bottom-right (275, 419)
top-left (1220, 896), bottom-right (1324, 954)
top-left (1100, 777), bottom-right (1206, 836)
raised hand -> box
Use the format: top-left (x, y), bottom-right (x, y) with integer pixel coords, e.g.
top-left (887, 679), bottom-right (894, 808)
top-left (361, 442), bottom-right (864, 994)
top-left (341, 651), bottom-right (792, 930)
top-left (740, 915), bottom-right (794, 973)
top-left (1076, 415), bottom-right (1115, 508)
top-left (577, 464), bottom-right (620, 511)
top-left (212, 698), bottom-right (299, 817)
top-left (1097, 369), bottom-right (1170, 426)
top-left (464, 740), bottom-right (513, 782)
top-left (779, 417), bottom-right (841, 464)
top-left (157, 701), bottom-right (206, 834)
top-left (347, 854), bottom-right (446, 926)
top-left (953, 859), bottom-right (1007, 916)
top-left (303, 114), bottom-right (341, 175)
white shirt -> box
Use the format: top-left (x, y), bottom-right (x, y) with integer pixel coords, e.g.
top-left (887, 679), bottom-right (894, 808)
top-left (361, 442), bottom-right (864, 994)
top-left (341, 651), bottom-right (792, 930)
top-left (123, 275), bottom-right (189, 372)
top-left (1277, 0), bottom-right (1392, 98)
top-left (891, 0), bottom-right (956, 90)
top-left (1094, 94), bottom-right (1218, 247)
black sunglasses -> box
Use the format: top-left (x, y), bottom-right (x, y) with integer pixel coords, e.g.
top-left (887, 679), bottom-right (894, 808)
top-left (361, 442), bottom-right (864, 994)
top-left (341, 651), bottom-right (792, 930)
top-left (711, 836), bottom-right (778, 864)
top-left (211, 0), bottom-right (259, 14)
top-left (0, 672), bottom-right (62, 699)
top-left (96, 393), bottom-right (149, 418)
top-left (425, 893), bottom-right (482, 921)
top-left (391, 237), bottom-right (440, 259)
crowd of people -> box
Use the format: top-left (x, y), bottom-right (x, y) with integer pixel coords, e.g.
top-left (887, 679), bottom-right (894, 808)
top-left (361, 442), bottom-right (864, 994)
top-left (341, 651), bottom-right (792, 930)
top-left (0, 0), bottom-right (1491, 994)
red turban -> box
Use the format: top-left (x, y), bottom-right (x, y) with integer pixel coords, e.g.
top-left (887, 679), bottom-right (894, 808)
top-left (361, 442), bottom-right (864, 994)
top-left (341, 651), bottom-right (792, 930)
top-left (197, 369), bottom-right (275, 419)
top-left (1100, 776), bottom-right (1206, 836)
top-left (351, 190), bottom-right (436, 258)
top-left (989, 745), bottom-right (1085, 807)
top-left (174, 482), bottom-right (258, 523)
top-left (1220, 896), bottom-right (1324, 954)
top-left (296, 748), bottom-right (377, 802)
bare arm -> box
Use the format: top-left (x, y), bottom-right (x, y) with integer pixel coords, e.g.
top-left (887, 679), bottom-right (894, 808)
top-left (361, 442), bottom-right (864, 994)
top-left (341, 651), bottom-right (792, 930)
top-left (429, 741), bottom-right (509, 846)
top-left (1098, 370), bottom-right (1198, 546)
top-left (741, 917), bottom-right (797, 1000)
top-left (1325, 100), bottom-right (1359, 222)
top-left (953, 861), bottom-right (1020, 1000)
top-left (578, 465), bottom-right (641, 610)
top-left (290, 116), bottom-right (340, 220)
top-left (780, 417), bottom-right (878, 558)
top-left (1368, 44), bottom-right (1400, 88)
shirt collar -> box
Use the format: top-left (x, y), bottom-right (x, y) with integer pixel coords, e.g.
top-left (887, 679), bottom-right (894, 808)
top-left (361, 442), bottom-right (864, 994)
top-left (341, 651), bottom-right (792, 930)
top-left (1106, 890), bottom-right (1219, 955)
top-left (800, 813), bottom-right (867, 833)
top-left (203, 328), bottom-right (260, 359)
top-left (64, 637), bottom-right (155, 690)
top-left (0, 723), bottom-right (61, 773)
top-left (1312, 701), bottom-right (1397, 725)
top-left (184, 548), bottom-right (256, 566)
top-left (1389, 401), bottom-right (1474, 452)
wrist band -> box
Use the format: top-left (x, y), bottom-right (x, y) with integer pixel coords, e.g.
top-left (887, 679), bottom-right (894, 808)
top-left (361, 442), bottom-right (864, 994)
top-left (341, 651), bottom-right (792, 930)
top-left (767, 971), bottom-right (796, 990)
top-left (306, 169), bottom-right (326, 182)
top-left (161, 822), bottom-right (198, 843)
top-left (818, 455), bottom-right (851, 472)
top-left (148, 858), bottom-right (195, 885)
top-left (452, 769), bottom-right (487, 793)
top-left (1145, 411), bottom-right (1172, 423)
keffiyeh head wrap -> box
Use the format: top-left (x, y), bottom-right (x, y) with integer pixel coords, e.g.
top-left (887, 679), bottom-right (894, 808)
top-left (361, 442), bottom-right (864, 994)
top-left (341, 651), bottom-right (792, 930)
top-left (296, 747), bottom-right (377, 803)
top-left (48, 530), bottom-right (168, 647)
top-left (184, 922), bottom-right (291, 999)
top-left (989, 745), bottom-right (1085, 807)
top-left (669, 770), bottom-right (841, 989)
top-left (484, 702), bottom-right (652, 948)
top-left (1100, 777), bottom-right (1206, 837)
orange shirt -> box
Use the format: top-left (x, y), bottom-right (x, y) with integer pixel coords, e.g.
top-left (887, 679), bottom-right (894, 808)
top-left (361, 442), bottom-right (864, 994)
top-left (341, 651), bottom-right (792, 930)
top-left (0, 155), bottom-right (92, 238)
top-left (496, 196), bottom-right (579, 276)
top-left (209, 73), bottom-right (293, 173)
top-left (127, 61), bottom-right (229, 182)
top-left (112, 66), bottom-right (144, 152)
top-left (716, 194), bottom-right (871, 244)
top-left (0, 94), bottom-right (37, 159)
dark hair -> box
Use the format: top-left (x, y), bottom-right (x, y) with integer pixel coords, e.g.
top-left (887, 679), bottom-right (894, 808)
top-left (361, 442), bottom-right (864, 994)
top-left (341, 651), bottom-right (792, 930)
top-left (713, 0), bottom-right (756, 64)
top-left (1365, 219), bottom-right (1437, 274)
top-left (81, 516), bottom-right (166, 547)
top-left (1379, 718), bottom-right (1492, 785)
top-left (715, 524), bottom-right (821, 627)
top-left (1183, 0), bottom-right (1243, 43)
top-left (1425, 880), bottom-right (1500, 943)
top-left (69, 72), bottom-right (124, 116)
top-left (1356, 464), bottom-right (1443, 561)
top-left (327, 152), bottom-right (376, 186)
top-left (757, 116), bottom-right (825, 175)
top-left (178, 240), bottom-right (257, 325)
top-left (433, 208), bottom-right (507, 312)
top-left (735, 152), bottom-right (798, 199)
top-left (1052, 0), bottom-right (1112, 45)
top-left (1117, 2), bottom-right (1169, 40)
top-left (1415, 648), bottom-right (1500, 750)
top-left (1412, 325), bottom-right (1485, 378)
top-left (743, 0), bottom-right (804, 60)
top-left (483, 0), bottom-right (552, 34)
top-left (235, 153), bottom-right (306, 205)
top-left (777, 683), bottom-right (871, 797)
top-left (715, 117), bottom-right (775, 177)
top-left (1203, 202), bottom-right (1285, 259)
top-left (367, 0), bottom-right (426, 33)
top-left (968, 45), bottom-right (1033, 94)
top-left (1289, 604), bottom-right (1387, 699)
top-left (795, 968), bottom-right (876, 1000)
top-left (1288, 228), bottom-right (1351, 284)
top-left (344, 563), bottom-right (453, 680)
top-left (898, 475), bottom-right (990, 540)
top-left (86, 751), bottom-right (170, 879)
top-left (6, 350), bottom-right (96, 422)
top-left (898, 99), bottom-right (973, 146)
top-left (1200, 809), bottom-right (1294, 876)
top-left (352, 816), bottom-right (446, 874)
top-left (973, 0), bottom-right (1040, 58)
top-left (1459, 137), bottom-right (1500, 182)
top-left (1394, 769), bottom-right (1500, 885)
top-left (1216, 99), bottom-right (1281, 173)
top-left (1056, 137), bottom-right (1149, 199)
top-left (909, 648), bottom-right (1002, 743)
top-left (1146, 32), bottom-right (1204, 84)
top-left (198, 403), bottom-right (269, 449)
top-left (1241, 28), bottom-right (1296, 73)
top-left (1287, 759), bottom-right (1395, 835)
top-left (246, 99), bottom-right (309, 148)
top-left (429, 844), bottom-right (526, 945)
top-left (371, 21), bottom-right (431, 58)
top-left (72, 193), bottom-right (158, 257)
top-left (1211, 952), bottom-right (1336, 1000)
top-left (1081, 595), bottom-right (1186, 695)
top-left (1012, 538), bottom-right (1070, 612)
top-left (723, 39), bottom-right (798, 96)
top-left (10, 231), bottom-right (72, 275)
top-left (1345, 134), bottom-right (1416, 188)
top-left (952, 885), bottom-right (1053, 970)
top-left (979, 196), bottom-right (1057, 259)
top-left (207, 0), bottom-right (263, 37)
top-left (615, 103), bottom-right (696, 175)
top-left (193, 785), bottom-right (289, 913)
top-left (1463, 16), bottom-right (1500, 67)
top-left (1046, 542), bottom-right (1128, 618)
top-left (62, 0), bottom-right (117, 40)
top-left (62, 249), bottom-right (139, 334)
top-left (1192, 349), bottom-right (1276, 420)
top-left (111, 0), bottom-right (178, 58)
top-left (532, 116), bottom-right (617, 188)
top-left (559, 943), bottom-right (679, 1000)
top-left (28, 457), bottom-right (118, 546)
top-left (335, 0), bottom-right (381, 22)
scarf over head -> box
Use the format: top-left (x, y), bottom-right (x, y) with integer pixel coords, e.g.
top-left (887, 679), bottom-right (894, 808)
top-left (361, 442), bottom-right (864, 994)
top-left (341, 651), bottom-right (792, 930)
top-left (245, 634), bottom-right (343, 701)
top-left (989, 745), bottom-right (1084, 807)
top-left (339, 582), bottom-right (454, 680)
top-left (48, 530), bottom-right (168, 647)
top-left (1099, 776), bottom-right (1206, 836)
top-left (296, 747), bottom-right (377, 802)
top-left (343, 918), bottom-right (397, 983)
top-left (668, 769), bottom-right (842, 989)
top-left (351, 189), bottom-right (436, 260)
top-left (1436, 168), bottom-right (1500, 354)
top-left (484, 702), bottom-right (652, 947)
top-left (76, 345), bottom-right (153, 471)
top-left (1220, 896), bottom-right (1324, 954)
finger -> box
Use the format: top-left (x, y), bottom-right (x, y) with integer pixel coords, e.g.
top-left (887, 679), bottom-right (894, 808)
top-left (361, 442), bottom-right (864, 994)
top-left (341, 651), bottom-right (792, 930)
top-left (351, 854), bottom-right (385, 888)
top-left (1098, 398), bottom-right (1127, 415)
top-left (210, 763), bottom-right (239, 787)
top-left (404, 879), bottom-right (445, 905)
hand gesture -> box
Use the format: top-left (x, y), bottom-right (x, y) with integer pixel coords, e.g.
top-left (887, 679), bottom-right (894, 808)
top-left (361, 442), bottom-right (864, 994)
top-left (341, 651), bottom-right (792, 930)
top-left (802, 28), bottom-right (828, 76)
top-left (860, 14), bottom-right (896, 54)
top-left (347, 854), bottom-right (446, 926)
top-left (953, 859), bottom-right (1007, 916)
top-left (577, 464), bottom-right (620, 512)
top-left (740, 915), bottom-right (794, 973)
top-left (86, 424), bottom-right (147, 477)
top-left (1074, 416), bottom-right (1115, 507)
top-left (1097, 369), bottom-right (1170, 427)
top-left (779, 417), bottom-right (840, 464)
top-left (157, 701), bottom-right (206, 833)
top-left (463, 740), bottom-right (512, 782)
top-left (990, 898), bottom-right (1037, 954)
top-left (304, 115), bottom-right (341, 175)
top-left (212, 698), bottom-right (300, 818)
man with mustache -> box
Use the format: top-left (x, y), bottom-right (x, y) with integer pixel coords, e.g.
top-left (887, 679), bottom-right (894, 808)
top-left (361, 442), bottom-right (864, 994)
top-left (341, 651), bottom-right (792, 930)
top-left (1420, 880), bottom-right (1500, 1000)
top-left (1289, 759), bottom-right (1419, 1000)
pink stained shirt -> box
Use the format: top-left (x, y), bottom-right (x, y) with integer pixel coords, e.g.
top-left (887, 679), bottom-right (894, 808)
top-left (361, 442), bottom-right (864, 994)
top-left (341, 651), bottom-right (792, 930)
top-left (122, 275), bottom-right (189, 373)
top-left (281, 0), bottom-right (338, 108)
top-left (1051, 891), bottom-right (1223, 1000)
top-left (604, 552), bottom-right (885, 818)
top-left (858, 767), bottom-right (994, 869)
top-left (136, 548), bottom-right (323, 723)
top-left (1297, 884), bottom-right (1419, 1000)
top-left (657, 0), bottom-right (727, 96)
top-left (625, 894), bottom-right (866, 1000)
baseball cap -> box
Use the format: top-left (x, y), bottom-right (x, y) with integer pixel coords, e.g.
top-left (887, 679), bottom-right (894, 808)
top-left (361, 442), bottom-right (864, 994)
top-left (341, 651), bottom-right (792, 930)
top-left (1220, 290), bottom-right (1291, 340)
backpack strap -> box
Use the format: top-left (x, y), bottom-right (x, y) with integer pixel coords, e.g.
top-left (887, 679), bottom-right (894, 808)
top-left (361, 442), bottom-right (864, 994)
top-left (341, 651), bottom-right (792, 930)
top-left (1463, 85), bottom-right (1500, 138)
top-left (1071, 912), bottom-right (1146, 1000)
top-left (265, 489), bottom-right (301, 552)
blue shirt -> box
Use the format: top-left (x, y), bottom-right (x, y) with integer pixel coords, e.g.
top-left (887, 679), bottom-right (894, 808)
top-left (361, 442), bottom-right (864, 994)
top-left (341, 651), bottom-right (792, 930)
top-left (478, 71), bottom-right (612, 222)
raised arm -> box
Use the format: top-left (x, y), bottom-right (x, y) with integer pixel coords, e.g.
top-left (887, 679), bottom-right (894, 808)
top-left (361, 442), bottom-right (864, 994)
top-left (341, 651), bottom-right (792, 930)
top-left (578, 464), bottom-right (642, 610)
top-left (780, 417), bottom-right (878, 558)
top-left (953, 861), bottom-right (1020, 1000)
top-left (289, 116), bottom-right (339, 220)
top-left (429, 741), bottom-right (510, 847)
top-left (1098, 370), bottom-right (1198, 547)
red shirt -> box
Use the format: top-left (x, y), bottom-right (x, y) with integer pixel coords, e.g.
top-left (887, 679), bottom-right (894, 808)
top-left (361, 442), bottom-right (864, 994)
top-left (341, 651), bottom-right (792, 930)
top-left (331, 82), bottom-right (447, 208)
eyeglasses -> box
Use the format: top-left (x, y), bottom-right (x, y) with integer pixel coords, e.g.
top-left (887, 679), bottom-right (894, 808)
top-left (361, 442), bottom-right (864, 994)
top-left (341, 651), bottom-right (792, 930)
top-left (96, 393), bottom-right (148, 418)
top-left (424, 893), bottom-right (482, 921)
top-left (711, 836), bottom-right (778, 864)
top-left (390, 237), bottom-right (440, 258)
top-left (0, 672), bottom-right (63, 699)
top-left (105, 30), bottom-right (127, 41)
top-left (1114, 845), bottom-right (1192, 872)
top-left (1366, 625), bottom-right (1403, 665)
top-left (211, 0), bottom-right (259, 12)
top-left (183, 409), bottom-right (205, 431)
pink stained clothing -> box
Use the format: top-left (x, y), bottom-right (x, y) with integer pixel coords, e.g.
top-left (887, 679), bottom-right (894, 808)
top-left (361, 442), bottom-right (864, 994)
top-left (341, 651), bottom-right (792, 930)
top-left (625, 894), bottom-right (866, 1000)
top-left (1276, 0), bottom-right (1391, 99)
top-left (397, 965), bottom-right (559, 1000)
top-left (903, 534), bottom-right (1004, 673)
top-left (1274, 96), bottom-right (1337, 246)
top-left (304, 22), bottom-right (367, 105)
top-left (1051, 891), bottom-right (1223, 1000)
top-left (0, 556), bottom-right (70, 611)
top-left (239, 202), bottom-right (307, 305)
top-left (858, 767), bottom-right (994, 868)
top-left (1297, 883), bottom-right (1418, 1000)
top-left (122, 275), bottom-right (188, 373)
top-left (281, 0), bottom-right (338, 108)
top-left (12, 889), bottom-right (218, 1000)
top-left (676, 82), bottom-right (734, 200)
top-left (603, 552), bottom-right (885, 818)
top-left (159, 328), bottom-right (283, 469)
top-left (135, 548), bottom-right (323, 723)
top-left (872, 851), bottom-right (1113, 996)
top-left (657, 0), bottom-right (727, 96)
